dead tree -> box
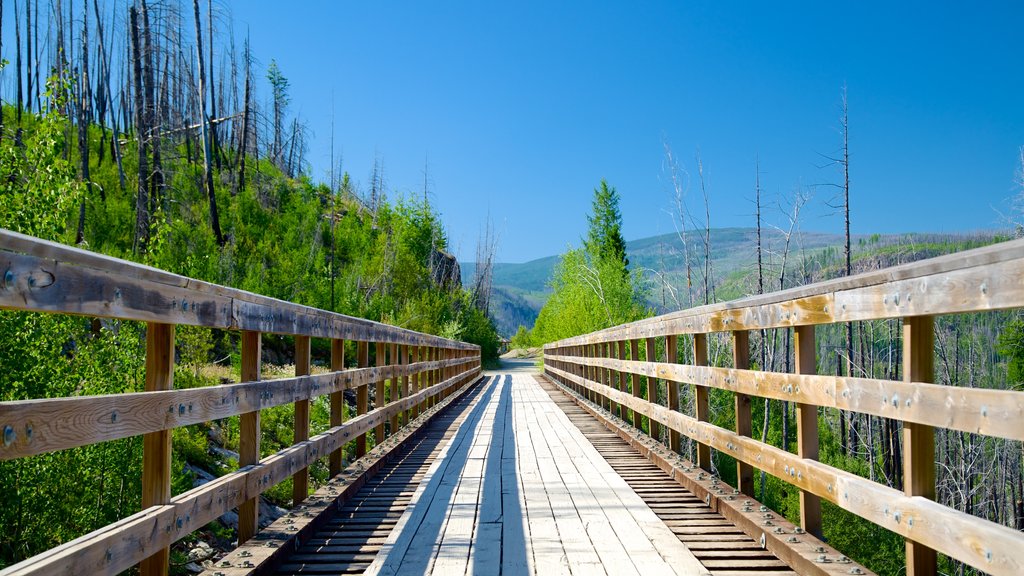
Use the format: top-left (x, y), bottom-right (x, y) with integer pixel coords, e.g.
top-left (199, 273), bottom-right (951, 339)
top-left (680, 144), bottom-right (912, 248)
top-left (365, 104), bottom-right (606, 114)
top-left (129, 6), bottom-right (149, 253)
top-left (193, 0), bottom-right (224, 245)
top-left (140, 0), bottom-right (163, 215)
top-left (76, 4), bottom-right (93, 245)
top-left (235, 33), bottom-right (251, 195)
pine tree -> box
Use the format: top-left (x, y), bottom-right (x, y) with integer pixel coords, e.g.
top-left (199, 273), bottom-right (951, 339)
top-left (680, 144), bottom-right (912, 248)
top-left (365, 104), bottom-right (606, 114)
top-left (585, 179), bottom-right (629, 269)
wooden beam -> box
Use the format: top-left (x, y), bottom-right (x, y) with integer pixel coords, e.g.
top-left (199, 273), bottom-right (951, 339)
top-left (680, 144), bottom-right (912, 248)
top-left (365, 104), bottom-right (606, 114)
top-left (630, 340), bottom-right (643, 430)
top-left (794, 325), bottom-right (822, 538)
top-left (375, 342), bottom-right (386, 445)
top-left (139, 323), bottom-right (174, 576)
top-left (402, 345), bottom-right (411, 426)
top-left (292, 335), bottom-right (311, 505)
top-left (356, 341), bottom-right (369, 458)
top-left (238, 331), bottom-right (261, 544)
top-left (390, 343), bottom-right (399, 434)
top-left (693, 333), bottom-right (710, 471)
top-left (617, 341), bottom-right (628, 423)
top-left (904, 315), bottom-right (937, 576)
top-left (665, 335), bottom-right (681, 454)
top-left (645, 337), bottom-right (661, 443)
top-left (732, 330), bottom-right (753, 497)
top-left (329, 339), bottom-right (345, 476)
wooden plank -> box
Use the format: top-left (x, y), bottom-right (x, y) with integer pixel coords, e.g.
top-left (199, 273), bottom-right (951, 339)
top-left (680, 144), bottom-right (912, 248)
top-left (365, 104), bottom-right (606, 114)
top-left (630, 340), bottom-right (643, 430)
top-left (693, 333), bottom-right (710, 471)
top-left (543, 352), bottom-right (1024, 442)
top-left (794, 325), bottom-right (821, 538)
top-left (0, 229), bottom-right (478, 350)
top-left (356, 341), bottom-right (369, 458)
top-left (330, 339), bottom-right (345, 477)
top-left (542, 236), bottom-right (1024, 346)
top-left (903, 315), bottom-right (936, 576)
top-left (238, 331), bottom-right (262, 544)
top-left (646, 337), bottom-right (661, 443)
top-left (0, 355), bottom-right (476, 460)
top-left (665, 335), bottom-right (681, 453)
top-left (293, 335), bottom-right (311, 505)
top-left (617, 341), bottom-right (628, 423)
top-left (732, 330), bottom-right (753, 497)
top-left (390, 343), bottom-right (399, 434)
top-left (375, 342), bottom-right (386, 445)
top-left (139, 323), bottom-right (174, 576)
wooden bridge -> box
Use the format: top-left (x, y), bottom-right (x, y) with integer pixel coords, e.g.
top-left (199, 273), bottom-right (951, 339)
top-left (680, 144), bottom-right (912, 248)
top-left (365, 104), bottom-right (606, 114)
top-left (1, 228), bottom-right (1023, 575)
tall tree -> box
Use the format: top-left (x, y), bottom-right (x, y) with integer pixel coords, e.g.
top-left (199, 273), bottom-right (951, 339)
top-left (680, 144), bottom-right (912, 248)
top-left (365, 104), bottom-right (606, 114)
top-left (267, 59), bottom-right (289, 168)
top-left (585, 179), bottom-right (629, 269)
top-left (129, 5), bottom-right (149, 253)
top-left (193, 0), bottom-right (224, 245)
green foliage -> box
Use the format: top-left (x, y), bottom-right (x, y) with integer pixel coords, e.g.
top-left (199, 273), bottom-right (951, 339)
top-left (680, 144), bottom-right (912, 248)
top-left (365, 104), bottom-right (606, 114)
top-left (997, 318), bottom-right (1024, 388)
top-left (585, 179), bottom-right (629, 268)
top-left (510, 325), bottom-right (532, 349)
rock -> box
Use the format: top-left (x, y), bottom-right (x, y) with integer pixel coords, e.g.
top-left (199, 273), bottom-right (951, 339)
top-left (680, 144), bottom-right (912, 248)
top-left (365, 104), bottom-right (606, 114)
top-left (210, 445), bottom-right (239, 463)
top-left (207, 424), bottom-right (225, 446)
top-left (185, 562), bottom-right (203, 573)
top-left (187, 542), bottom-right (213, 563)
top-left (184, 463), bottom-right (217, 488)
top-left (259, 500), bottom-right (288, 528)
top-left (219, 510), bottom-right (239, 530)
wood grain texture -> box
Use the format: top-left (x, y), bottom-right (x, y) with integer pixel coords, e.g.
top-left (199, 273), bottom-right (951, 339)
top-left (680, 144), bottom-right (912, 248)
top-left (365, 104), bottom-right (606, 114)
top-left (238, 331), bottom-right (262, 544)
top-left (542, 353), bottom-right (1024, 442)
top-left (693, 334), bottom-right (710, 471)
top-left (732, 330), bottom-right (753, 497)
top-left (544, 364), bottom-right (1024, 576)
top-left (292, 335), bottom-right (311, 506)
top-left (139, 323), bottom-right (174, 576)
top-left (665, 335), bottom-right (681, 453)
top-left (375, 342), bottom-right (386, 444)
top-left (794, 325), bottom-right (822, 538)
top-left (0, 230), bottom-right (478, 350)
top-left (356, 341), bottom-right (369, 458)
top-left (903, 316), bottom-right (936, 576)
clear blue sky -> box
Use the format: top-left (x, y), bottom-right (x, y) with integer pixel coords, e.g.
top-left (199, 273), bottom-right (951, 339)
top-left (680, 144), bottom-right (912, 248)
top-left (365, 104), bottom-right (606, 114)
top-left (6, 1), bottom-right (1022, 262)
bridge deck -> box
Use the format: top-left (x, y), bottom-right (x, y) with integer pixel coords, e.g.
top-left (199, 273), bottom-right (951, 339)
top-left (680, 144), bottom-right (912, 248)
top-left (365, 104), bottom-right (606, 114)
top-left (366, 371), bottom-right (706, 576)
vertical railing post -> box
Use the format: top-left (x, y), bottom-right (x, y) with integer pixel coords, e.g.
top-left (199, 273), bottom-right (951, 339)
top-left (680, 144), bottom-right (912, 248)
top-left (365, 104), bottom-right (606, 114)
top-left (329, 338), bottom-right (345, 476)
top-left (401, 345), bottom-right (411, 426)
top-left (390, 343), bottom-right (400, 434)
top-left (238, 331), bottom-right (262, 544)
top-left (630, 339), bottom-right (643, 430)
top-left (607, 342), bottom-right (619, 417)
top-left (666, 334), bottom-right (681, 454)
top-left (293, 335), bottom-right (311, 505)
top-left (140, 323), bottom-right (174, 576)
top-left (356, 341), bottom-right (369, 458)
top-left (645, 337), bottom-right (661, 443)
top-left (375, 342), bottom-right (386, 444)
top-left (904, 315), bottom-right (936, 575)
top-left (794, 325), bottom-right (822, 537)
top-left (617, 341), bottom-right (628, 423)
top-left (693, 333), bottom-right (711, 471)
top-left (412, 346), bottom-right (422, 418)
top-left (732, 330), bottom-right (754, 496)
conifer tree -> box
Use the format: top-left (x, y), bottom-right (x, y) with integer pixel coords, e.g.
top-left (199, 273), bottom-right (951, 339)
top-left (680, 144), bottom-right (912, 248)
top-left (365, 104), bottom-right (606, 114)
top-left (585, 179), bottom-right (629, 269)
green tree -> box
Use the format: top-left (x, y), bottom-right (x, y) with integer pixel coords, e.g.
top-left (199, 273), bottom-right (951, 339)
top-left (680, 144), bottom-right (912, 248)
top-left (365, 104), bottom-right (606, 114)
top-left (585, 179), bottom-right (629, 269)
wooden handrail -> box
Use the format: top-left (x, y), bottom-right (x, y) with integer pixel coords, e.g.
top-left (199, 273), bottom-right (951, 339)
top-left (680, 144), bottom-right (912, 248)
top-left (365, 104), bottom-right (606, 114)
top-left (544, 238), bottom-right (1024, 576)
top-left (0, 229), bottom-right (482, 576)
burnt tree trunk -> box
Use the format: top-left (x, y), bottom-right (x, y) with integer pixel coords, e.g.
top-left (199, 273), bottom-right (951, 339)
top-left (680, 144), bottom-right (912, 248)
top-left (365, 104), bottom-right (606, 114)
top-left (129, 6), bottom-right (149, 253)
top-left (193, 0), bottom-right (224, 245)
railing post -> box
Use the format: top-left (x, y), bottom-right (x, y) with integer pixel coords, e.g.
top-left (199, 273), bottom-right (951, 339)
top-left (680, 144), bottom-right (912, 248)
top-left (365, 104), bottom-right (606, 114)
top-left (617, 341), bottom-right (628, 423)
top-left (904, 315), bottom-right (937, 575)
top-left (794, 325), bottom-right (822, 537)
top-left (238, 331), bottom-right (262, 544)
top-left (645, 337), bottom-right (661, 443)
top-left (329, 338), bottom-right (345, 476)
top-left (390, 343), bottom-right (400, 434)
top-left (607, 342), bottom-right (619, 417)
top-left (140, 323), bottom-right (174, 576)
top-left (732, 330), bottom-right (754, 497)
top-left (693, 333), bottom-right (711, 471)
top-left (630, 340), bottom-right (643, 430)
top-left (402, 345), bottom-right (411, 426)
top-left (666, 334), bottom-right (681, 454)
top-left (356, 341), bottom-right (369, 458)
top-left (375, 342), bottom-right (386, 444)
top-left (293, 335), bottom-right (311, 505)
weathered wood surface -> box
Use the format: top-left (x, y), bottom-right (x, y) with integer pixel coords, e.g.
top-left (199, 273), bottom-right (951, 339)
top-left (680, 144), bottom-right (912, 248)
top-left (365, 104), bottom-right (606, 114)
top-left (545, 236), bottom-right (1024, 345)
top-left (139, 323), bottom-right (174, 576)
top-left (543, 364), bottom-right (1024, 576)
top-left (0, 366), bottom-right (480, 576)
top-left (0, 356), bottom-right (477, 459)
top-left (543, 354), bottom-right (1024, 441)
top-left (367, 372), bottom-right (708, 576)
top-left (0, 229), bottom-right (476, 348)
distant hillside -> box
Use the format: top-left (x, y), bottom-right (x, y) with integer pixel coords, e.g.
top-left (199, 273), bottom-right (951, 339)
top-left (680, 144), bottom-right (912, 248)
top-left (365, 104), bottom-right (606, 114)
top-left (465, 228), bottom-right (1005, 337)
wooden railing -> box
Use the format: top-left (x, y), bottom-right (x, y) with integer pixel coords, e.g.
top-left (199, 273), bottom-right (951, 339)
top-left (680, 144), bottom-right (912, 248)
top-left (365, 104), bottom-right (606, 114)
top-left (0, 229), bottom-right (481, 576)
top-left (544, 238), bottom-right (1024, 576)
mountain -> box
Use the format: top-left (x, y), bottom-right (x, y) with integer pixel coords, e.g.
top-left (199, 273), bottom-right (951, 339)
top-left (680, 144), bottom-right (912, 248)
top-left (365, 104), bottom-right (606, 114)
top-left (464, 228), bottom-right (1002, 337)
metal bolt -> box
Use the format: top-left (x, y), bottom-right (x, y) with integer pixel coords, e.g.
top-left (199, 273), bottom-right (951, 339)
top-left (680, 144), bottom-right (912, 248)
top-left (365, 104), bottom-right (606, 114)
top-left (837, 555), bottom-right (851, 564)
top-left (3, 425), bottom-right (15, 446)
top-left (239, 550), bottom-right (252, 557)
top-left (114, 288), bottom-right (121, 299)
top-left (111, 412), bottom-right (118, 423)
top-left (787, 536), bottom-right (800, 543)
top-left (182, 300), bottom-right (189, 311)
top-left (25, 425), bottom-right (32, 441)
top-left (27, 276), bottom-right (36, 287)
top-left (3, 270), bottom-right (13, 286)
top-left (178, 404), bottom-right (185, 416)
top-left (981, 405), bottom-right (988, 417)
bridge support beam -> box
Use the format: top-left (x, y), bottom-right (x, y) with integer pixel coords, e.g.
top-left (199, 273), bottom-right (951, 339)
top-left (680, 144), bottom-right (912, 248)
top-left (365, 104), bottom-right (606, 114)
top-left (238, 331), bottom-right (262, 544)
top-left (794, 325), bottom-right (822, 538)
top-left (666, 335), bottom-right (681, 453)
top-left (904, 315), bottom-right (937, 576)
top-left (140, 323), bottom-right (174, 576)
top-left (693, 333), bottom-right (711, 471)
top-left (329, 339), bottom-right (345, 476)
top-left (293, 336), bottom-right (311, 505)
top-left (356, 341), bottom-right (369, 458)
top-left (733, 330), bottom-right (754, 497)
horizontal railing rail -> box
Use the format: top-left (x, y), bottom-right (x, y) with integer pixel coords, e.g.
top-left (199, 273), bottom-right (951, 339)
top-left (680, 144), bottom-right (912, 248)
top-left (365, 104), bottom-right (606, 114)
top-left (0, 229), bottom-right (481, 576)
top-left (544, 237), bottom-right (1024, 576)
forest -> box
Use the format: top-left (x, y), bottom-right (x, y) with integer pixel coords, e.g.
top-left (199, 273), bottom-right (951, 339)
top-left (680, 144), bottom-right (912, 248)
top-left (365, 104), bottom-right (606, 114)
top-left (0, 0), bottom-right (499, 569)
